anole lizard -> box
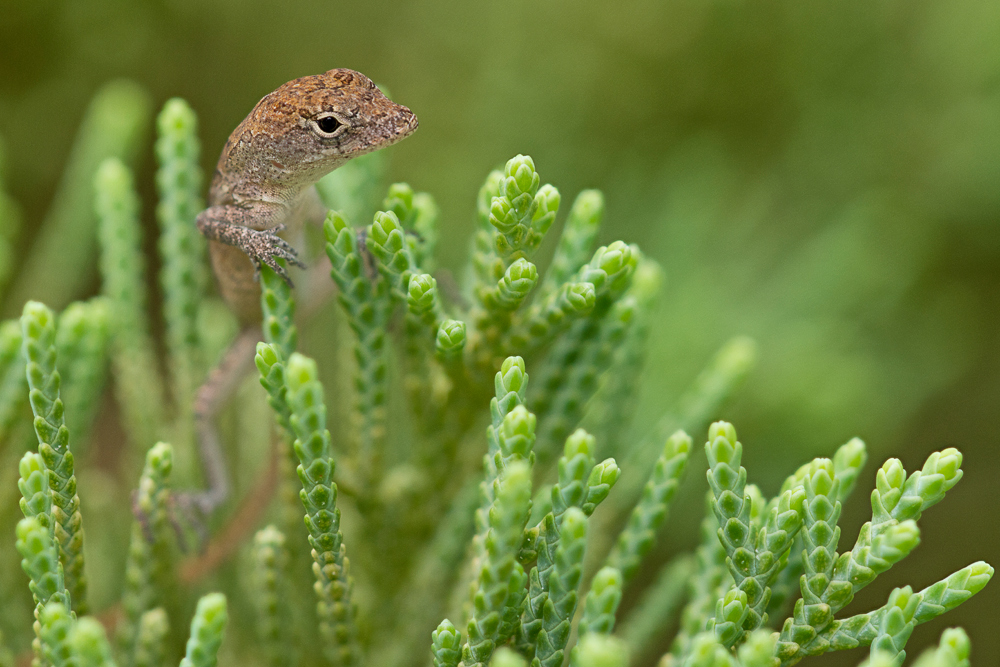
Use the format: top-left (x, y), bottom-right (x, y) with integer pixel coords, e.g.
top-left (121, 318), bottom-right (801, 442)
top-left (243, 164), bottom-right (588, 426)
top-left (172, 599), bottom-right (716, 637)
top-left (186, 68), bottom-right (417, 523)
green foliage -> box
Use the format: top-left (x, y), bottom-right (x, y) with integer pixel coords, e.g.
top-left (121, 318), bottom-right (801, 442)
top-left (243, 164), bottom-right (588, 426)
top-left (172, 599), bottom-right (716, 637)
top-left (464, 460), bottom-right (532, 667)
top-left (531, 506), bottom-right (587, 667)
top-left (38, 601), bottom-right (74, 667)
top-left (155, 98), bottom-right (206, 408)
top-left (571, 566), bottom-right (623, 667)
top-left (117, 443), bottom-right (173, 667)
top-left (705, 422), bottom-right (804, 641)
top-left (536, 190), bottom-right (603, 300)
top-left (249, 526), bottom-right (293, 667)
top-left (132, 609), bottom-right (169, 667)
top-left (70, 617), bottom-right (117, 667)
top-left (284, 351), bottom-right (360, 666)
top-left (260, 263), bottom-right (298, 361)
top-left (0, 89), bottom-right (991, 667)
top-left (94, 158), bottom-right (166, 448)
top-left (6, 81), bottom-right (151, 311)
top-left (323, 209), bottom-right (390, 489)
top-left (606, 430), bottom-right (690, 583)
top-left (16, 515), bottom-right (69, 615)
top-left (54, 299), bottom-right (109, 452)
top-left (21, 301), bottom-right (87, 615)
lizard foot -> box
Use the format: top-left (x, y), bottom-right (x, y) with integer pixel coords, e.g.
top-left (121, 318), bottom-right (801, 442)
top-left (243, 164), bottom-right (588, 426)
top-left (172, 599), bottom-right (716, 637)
top-left (169, 491), bottom-right (217, 553)
top-left (235, 224), bottom-right (307, 286)
top-left (131, 488), bottom-right (214, 553)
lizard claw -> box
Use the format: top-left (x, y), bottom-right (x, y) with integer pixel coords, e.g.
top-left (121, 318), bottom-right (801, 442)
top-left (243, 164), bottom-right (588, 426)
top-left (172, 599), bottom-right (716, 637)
top-left (240, 226), bottom-right (306, 287)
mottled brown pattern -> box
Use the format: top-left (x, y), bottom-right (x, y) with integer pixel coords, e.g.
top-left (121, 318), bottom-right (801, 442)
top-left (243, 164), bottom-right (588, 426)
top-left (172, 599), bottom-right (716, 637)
top-left (197, 68), bottom-right (417, 322)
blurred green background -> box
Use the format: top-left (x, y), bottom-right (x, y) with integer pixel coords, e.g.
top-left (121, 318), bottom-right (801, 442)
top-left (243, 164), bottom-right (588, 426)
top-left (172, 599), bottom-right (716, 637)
top-left (1, 0), bottom-right (997, 664)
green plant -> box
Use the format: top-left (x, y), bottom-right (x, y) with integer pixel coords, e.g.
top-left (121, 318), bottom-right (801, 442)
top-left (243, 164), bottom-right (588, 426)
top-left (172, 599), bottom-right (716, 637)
top-left (0, 88), bottom-right (990, 667)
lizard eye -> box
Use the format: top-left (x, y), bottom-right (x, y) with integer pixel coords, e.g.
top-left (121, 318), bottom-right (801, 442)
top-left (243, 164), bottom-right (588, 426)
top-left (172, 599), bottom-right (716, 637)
top-left (312, 114), bottom-right (346, 138)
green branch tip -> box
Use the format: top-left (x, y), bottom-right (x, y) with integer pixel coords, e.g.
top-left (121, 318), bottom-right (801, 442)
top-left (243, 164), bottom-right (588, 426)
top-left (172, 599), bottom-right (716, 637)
top-left (155, 94), bottom-right (205, 406)
top-left (498, 356), bottom-right (527, 395)
top-left (250, 525), bottom-right (290, 667)
top-left (491, 157), bottom-right (539, 236)
top-left (910, 628), bottom-right (970, 667)
top-left (437, 319), bottom-right (467, 356)
top-left (540, 189), bottom-right (603, 296)
top-left (286, 352), bottom-right (319, 395)
top-left (323, 208), bottom-right (350, 236)
top-left (119, 440), bottom-right (173, 664)
top-left (832, 437), bottom-right (867, 500)
top-left (371, 210), bottom-right (405, 249)
top-left (578, 566), bottom-right (623, 636)
top-left (384, 182), bottom-right (414, 221)
top-left (408, 273), bottom-right (438, 313)
top-left (573, 634), bottom-right (628, 667)
top-left (432, 619), bottom-right (461, 667)
top-left (180, 593), bottom-right (228, 667)
top-left (550, 428), bottom-right (597, 520)
top-left (714, 588), bottom-right (750, 647)
top-left (70, 617), bottom-right (116, 667)
top-left (490, 648), bottom-right (528, 667)
top-left (134, 608), bottom-right (169, 667)
top-left (39, 600), bottom-right (73, 667)
top-left (736, 630), bottom-right (778, 667)
top-left (495, 258), bottom-right (538, 310)
top-left (705, 421), bottom-right (739, 468)
top-left (16, 516), bottom-right (68, 608)
top-left (717, 335), bottom-right (758, 372)
top-left (499, 405), bottom-right (536, 462)
top-left (583, 458), bottom-right (620, 514)
top-left (914, 561), bottom-right (992, 623)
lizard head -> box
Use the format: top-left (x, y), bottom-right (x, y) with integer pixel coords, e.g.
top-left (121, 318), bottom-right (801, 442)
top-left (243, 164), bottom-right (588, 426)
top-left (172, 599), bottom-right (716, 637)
top-left (238, 68), bottom-right (418, 184)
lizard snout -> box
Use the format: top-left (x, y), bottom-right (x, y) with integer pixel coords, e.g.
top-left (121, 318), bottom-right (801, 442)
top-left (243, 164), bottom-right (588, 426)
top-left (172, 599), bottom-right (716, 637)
top-left (393, 103), bottom-right (419, 137)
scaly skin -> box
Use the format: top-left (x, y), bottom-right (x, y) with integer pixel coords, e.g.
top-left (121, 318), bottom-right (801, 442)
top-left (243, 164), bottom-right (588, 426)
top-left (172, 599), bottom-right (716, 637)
top-left (198, 68), bottom-right (418, 322)
top-left (176, 70), bottom-right (417, 526)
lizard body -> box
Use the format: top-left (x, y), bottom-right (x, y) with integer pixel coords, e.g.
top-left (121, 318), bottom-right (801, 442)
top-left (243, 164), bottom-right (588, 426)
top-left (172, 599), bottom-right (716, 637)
top-left (179, 69), bottom-right (416, 523)
top-left (198, 68), bottom-right (417, 321)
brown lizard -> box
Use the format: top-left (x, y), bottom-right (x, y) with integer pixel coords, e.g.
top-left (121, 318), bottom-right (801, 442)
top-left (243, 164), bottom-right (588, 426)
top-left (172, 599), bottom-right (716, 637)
top-left (185, 68), bottom-right (417, 523)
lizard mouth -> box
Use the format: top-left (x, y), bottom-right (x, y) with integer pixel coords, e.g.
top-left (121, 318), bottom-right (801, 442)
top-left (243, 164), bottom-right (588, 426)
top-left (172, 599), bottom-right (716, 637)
top-left (352, 102), bottom-right (418, 157)
top-left (394, 104), bottom-right (419, 139)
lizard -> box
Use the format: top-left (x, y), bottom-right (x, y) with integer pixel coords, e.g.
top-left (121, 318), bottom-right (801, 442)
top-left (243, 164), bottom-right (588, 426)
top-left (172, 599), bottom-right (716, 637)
top-left (184, 68), bottom-right (418, 526)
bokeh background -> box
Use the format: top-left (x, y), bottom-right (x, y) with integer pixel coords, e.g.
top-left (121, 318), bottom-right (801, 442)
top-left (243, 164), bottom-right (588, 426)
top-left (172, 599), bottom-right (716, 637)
top-left (1, 0), bottom-right (998, 664)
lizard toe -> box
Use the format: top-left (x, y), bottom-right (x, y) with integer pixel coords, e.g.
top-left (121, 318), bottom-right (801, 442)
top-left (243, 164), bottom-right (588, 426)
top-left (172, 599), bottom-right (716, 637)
top-left (276, 248), bottom-right (307, 269)
top-left (263, 255), bottom-right (295, 287)
top-left (271, 236), bottom-right (299, 253)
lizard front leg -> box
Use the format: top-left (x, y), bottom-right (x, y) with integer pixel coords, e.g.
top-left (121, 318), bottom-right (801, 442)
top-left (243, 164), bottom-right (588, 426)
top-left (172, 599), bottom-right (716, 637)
top-left (197, 202), bottom-right (306, 285)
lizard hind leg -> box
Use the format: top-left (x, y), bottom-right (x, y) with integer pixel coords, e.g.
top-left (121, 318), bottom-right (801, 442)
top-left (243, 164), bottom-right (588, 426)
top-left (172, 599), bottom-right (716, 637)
top-left (154, 327), bottom-right (262, 549)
